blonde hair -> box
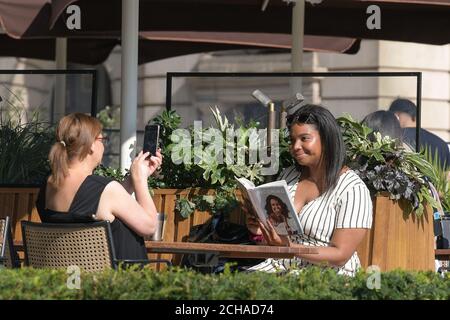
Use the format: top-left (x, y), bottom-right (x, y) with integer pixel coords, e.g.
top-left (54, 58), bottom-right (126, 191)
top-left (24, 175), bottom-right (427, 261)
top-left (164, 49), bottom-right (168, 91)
top-left (48, 113), bottom-right (102, 186)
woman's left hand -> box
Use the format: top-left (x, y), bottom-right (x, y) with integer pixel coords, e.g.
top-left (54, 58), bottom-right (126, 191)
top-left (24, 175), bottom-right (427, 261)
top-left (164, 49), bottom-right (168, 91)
top-left (259, 220), bottom-right (291, 246)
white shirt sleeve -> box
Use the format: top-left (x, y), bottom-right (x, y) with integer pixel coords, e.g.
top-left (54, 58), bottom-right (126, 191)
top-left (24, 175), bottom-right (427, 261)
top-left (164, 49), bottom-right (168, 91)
top-left (335, 183), bottom-right (373, 229)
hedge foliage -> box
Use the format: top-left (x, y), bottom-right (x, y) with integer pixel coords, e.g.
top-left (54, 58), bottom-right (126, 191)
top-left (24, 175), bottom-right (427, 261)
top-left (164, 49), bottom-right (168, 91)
top-left (0, 266), bottom-right (448, 300)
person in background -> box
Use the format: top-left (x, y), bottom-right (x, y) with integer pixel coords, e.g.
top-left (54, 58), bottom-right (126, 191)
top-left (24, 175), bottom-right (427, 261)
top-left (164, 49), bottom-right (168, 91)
top-left (361, 110), bottom-right (413, 151)
top-left (36, 113), bottom-right (162, 261)
top-left (389, 98), bottom-right (450, 169)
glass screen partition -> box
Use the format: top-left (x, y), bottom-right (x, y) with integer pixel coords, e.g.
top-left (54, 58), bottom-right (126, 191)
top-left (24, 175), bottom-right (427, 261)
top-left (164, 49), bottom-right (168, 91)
top-left (0, 69), bottom-right (97, 186)
top-left (166, 72), bottom-right (422, 151)
top-left (0, 69), bottom-right (97, 125)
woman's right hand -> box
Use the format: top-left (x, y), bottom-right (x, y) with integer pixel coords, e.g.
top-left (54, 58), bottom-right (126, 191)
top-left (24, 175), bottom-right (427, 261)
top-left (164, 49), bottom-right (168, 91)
top-left (246, 213), bottom-right (262, 236)
top-left (244, 200), bottom-right (262, 235)
top-left (259, 220), bottom-right (290, 246)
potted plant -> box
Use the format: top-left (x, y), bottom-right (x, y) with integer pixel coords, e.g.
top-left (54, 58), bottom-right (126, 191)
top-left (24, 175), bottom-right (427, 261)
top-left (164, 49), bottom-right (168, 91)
top-left (420, 149), bottom-right (450, 249)
top-left (338, 115), bottom-right (437, 271)
top-left (0, 107), bottom-right (54, 242)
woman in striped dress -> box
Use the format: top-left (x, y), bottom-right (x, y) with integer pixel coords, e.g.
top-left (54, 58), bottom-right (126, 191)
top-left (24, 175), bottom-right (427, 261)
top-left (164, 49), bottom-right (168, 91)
top-left (247, 105), bottom-right (373, 276)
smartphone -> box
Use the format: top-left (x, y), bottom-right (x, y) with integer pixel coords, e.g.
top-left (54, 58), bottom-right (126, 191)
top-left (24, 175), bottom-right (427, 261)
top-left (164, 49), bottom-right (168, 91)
top-left (143, 124), bottom-right (160, 156)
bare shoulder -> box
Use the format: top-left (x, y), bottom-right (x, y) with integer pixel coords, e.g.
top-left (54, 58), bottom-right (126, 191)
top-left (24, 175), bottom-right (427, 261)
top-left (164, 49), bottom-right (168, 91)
top-left (99, 181), bottom-right (131, 208)
top-left (97, 180), bottom-right (130, 220)
top-left (104, 180), bottom-right (126, 194)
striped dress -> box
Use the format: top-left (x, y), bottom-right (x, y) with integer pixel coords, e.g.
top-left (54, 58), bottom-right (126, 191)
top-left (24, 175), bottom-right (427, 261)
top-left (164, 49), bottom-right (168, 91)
top-left (247, 165), bottom-right (373, 276)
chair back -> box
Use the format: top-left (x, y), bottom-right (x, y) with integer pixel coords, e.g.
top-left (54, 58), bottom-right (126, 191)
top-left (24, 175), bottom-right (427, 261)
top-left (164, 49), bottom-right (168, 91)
top-left (21, 221), bottom-right (117, 273)
top-left (0, 217), bottom-right (19, 268)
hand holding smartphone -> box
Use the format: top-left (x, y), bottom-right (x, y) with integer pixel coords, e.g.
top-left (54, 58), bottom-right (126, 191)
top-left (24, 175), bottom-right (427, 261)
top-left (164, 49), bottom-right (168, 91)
top-left (143, 124), bottom-right (160, 156)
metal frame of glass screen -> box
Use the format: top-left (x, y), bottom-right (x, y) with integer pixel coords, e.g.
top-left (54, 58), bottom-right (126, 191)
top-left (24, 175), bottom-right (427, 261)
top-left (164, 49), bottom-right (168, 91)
top-left (166, 72), bottom-right (422, 152)
top-left (0, 69), bottom-right (98, 119)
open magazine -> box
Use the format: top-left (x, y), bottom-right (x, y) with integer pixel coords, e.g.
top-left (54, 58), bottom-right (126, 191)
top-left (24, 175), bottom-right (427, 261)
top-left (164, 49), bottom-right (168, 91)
top-left (236, 177), bottom-right (303, 237)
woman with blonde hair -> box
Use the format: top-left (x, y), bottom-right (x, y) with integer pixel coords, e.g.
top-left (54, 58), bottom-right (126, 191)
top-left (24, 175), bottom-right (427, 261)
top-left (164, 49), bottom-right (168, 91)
top-left (36, 113), bottom-right (162, 260)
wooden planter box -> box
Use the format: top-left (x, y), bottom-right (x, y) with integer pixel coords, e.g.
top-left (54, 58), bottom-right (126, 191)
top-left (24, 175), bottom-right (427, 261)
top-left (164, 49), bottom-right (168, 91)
top-left (2, 188), bottom-right (434, 272)
top-left (0, 186), bottom-right (246, 267)
top-left (0, 187), bottom-right (41, 244)
top-left (356, 195), bottom-right (435, 272)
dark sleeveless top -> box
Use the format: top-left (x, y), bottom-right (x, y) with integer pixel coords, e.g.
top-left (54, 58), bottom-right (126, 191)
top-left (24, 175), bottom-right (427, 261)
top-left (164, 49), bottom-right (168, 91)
top-left (36, 175), bottom-right (147, 260)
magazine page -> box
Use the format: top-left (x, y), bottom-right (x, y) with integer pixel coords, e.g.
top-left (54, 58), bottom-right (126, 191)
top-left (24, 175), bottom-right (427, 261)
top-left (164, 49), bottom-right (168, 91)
top-left (235, 177), bottom-right (255, 189)
top-left (236, 177), bottom-right (267, 223)
top-left (254, 182), bottom-right (303, 236)
top-left (235, 177), bottom-right (255, 209)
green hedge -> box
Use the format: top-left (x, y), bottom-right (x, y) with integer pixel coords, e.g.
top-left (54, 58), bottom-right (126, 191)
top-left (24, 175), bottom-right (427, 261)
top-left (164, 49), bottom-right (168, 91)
top-left (0, 266), bottom-right (448, 300)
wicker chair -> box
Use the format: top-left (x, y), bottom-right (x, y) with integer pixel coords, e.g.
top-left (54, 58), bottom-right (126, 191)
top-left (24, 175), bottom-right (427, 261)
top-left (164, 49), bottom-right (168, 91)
top-left (0, 217), bottom-right (20, 268)
top-left (21, 221), bottom-right (171, 273)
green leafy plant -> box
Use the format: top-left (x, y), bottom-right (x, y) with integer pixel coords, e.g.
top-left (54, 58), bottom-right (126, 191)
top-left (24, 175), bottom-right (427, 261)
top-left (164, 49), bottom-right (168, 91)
top-left (279, 127), bottom-right (295, 169)
top-left (94, 164), bottom-right (125, 182)
top-left (420, 147), bottom-right (450, 213)
top-left (148, 107), bottom-right (265, 219)
top-left (97, 105), bottom-right (120, 129)
top-left (0, 267), bottom-right (448, 300)
top-left (338, 115), bottom-right (437, 216)
top-left (147, 109), bottom-right (201, 189)
top-left (0, 108), bottom-right (54, 185)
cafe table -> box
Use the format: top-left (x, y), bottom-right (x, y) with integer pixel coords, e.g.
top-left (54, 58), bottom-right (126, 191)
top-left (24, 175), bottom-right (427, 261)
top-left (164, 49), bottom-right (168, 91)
top-left (145, 241), bottom-right (318, 259)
